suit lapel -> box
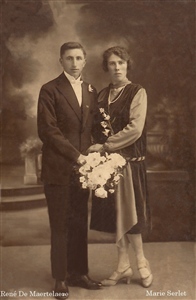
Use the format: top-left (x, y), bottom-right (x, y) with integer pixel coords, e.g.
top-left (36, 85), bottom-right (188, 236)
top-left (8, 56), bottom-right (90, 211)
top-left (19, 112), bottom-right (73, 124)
top-left (82, 83), bottom-right (91, 130)
top-left (56, 73), bottom-right (82, 121)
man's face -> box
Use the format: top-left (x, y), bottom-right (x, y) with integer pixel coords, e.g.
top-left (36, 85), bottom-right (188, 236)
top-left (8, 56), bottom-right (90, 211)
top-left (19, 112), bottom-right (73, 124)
top-left (60, 48), bottom-right (86, 79)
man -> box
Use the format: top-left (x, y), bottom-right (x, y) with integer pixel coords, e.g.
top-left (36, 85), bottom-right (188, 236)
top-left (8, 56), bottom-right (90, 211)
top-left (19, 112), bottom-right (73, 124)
top-left (37, 42), bottom-right (101, 299)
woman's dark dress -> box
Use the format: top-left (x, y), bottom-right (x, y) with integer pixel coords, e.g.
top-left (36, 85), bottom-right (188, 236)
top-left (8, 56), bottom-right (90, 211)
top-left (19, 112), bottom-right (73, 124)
top-left (90, 83), bottom-right (150, 244)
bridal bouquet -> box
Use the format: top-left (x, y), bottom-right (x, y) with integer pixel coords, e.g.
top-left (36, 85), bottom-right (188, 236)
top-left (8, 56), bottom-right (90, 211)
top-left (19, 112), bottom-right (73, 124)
top-left (79, 152), bottom-right (126, 198)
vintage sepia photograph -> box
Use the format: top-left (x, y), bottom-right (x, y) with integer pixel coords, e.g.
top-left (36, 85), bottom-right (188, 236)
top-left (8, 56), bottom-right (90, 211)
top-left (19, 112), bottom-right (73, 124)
top-left (1, 1), bottom-right (195, 299)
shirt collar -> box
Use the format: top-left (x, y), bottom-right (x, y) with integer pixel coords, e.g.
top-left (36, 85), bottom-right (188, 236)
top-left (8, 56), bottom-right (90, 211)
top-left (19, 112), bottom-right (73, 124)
top-left (64, 71), bottom-right (82, 84)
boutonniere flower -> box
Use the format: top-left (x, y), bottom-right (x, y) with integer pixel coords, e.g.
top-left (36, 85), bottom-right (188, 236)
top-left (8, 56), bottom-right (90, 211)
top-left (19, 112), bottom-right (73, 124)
top-left (88, 84), bottom-right (94, 92)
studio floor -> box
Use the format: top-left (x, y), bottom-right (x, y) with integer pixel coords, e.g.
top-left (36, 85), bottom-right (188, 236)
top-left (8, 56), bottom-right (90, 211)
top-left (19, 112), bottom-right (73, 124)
top-left (1, 164), bottom-right (195, 299)
top-left (1, 242), bottom-right (195, 300)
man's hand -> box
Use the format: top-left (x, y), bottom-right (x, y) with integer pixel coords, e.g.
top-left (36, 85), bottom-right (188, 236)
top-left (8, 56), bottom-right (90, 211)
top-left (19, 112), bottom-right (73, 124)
top-left (86, 144), bottom-right (104, 154)
top-left (77, 154), bottom-right (86, 165)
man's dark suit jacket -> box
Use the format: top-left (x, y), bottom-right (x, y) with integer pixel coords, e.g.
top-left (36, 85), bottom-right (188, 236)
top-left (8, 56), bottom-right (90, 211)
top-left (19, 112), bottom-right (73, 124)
top-left (37, 72), bottom-right (97, 185)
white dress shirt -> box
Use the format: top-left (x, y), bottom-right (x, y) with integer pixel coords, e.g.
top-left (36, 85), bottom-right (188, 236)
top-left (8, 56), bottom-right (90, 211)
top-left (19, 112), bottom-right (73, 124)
top-left (64, 71), bottom-right (83, 107)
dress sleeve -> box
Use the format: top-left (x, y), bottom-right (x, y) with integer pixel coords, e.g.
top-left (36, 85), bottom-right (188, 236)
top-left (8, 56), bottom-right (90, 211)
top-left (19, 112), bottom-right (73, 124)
top-left (104, 88), bottom-right (147, 152)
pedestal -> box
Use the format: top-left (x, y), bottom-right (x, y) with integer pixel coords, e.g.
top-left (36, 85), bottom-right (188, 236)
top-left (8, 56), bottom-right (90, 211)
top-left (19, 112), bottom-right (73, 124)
top-left (24, 154), bottom-right (38, 185)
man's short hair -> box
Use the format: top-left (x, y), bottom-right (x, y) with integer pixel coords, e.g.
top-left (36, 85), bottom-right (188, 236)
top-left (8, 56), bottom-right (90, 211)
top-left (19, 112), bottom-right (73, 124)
top-left (60, 42), bottom-right (86, 57)
top-left (102, 46), bottom-right (133, 72)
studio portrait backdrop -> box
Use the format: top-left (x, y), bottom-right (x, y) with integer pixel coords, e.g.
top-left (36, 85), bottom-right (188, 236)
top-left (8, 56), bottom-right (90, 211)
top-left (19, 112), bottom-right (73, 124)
top-left (1, 1), bottom-right (195, 300)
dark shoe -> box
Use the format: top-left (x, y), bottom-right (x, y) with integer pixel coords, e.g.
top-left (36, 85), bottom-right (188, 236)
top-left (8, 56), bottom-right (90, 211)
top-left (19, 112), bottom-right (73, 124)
top-left (54, 280), bottom-right (69, 299)
top-left (67, 274), bottom-right (102, 290)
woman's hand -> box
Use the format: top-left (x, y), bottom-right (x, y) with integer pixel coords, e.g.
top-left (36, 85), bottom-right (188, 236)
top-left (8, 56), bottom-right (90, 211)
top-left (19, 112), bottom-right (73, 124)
top-left (86, 144), bottom-right (103, 153)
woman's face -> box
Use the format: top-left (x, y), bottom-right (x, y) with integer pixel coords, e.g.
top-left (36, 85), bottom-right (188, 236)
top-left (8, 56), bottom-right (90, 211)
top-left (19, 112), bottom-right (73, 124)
top-left (107, 53), bottom-right (128, 84)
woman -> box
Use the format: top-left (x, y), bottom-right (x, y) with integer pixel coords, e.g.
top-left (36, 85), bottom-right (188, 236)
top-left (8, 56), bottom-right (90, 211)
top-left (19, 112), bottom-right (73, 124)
top-left (88, 46), bottom-right (153, 288)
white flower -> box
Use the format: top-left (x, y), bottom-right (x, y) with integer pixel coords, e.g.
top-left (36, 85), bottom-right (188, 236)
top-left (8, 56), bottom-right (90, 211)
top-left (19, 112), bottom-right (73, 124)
top-left (79, 176), bottom-right (86, 183)
top-left (101, 161), bottom-right (114, 176)
top-left (99, 108), bottom-right (110, 120)
top-left (114, 174), bottom-right (121, 182)
top-left (79, 164), bottom-right (91, 175)
top-left (88, 168), bottom-right (107, 186)
top-left (94, 164), bottom-right (112, 181)
top-left (88, 84), bottom-right (93, 92)
top-left (107, 153), bottom-right (126, 168)
top-left (101, 121), bottom-right (108, 128)
top-left (104, 115), bottom-right (110, 120)
top-left (95, 187), bottom-right (108, 198)
top-left (82, 182), bottom-right (88, 189)
top-left (85, 152), bottom-right (105, 168)
top-left (99, 108), bottom-right (115, 136)
top-left (88, 183), bottom-right (97, 190)
top-left (103, 129), bottom-right (110, 136)
top-left (99, 108), bottom-right (105, 113)
top-left (78, 151), bottom-right (126, 198)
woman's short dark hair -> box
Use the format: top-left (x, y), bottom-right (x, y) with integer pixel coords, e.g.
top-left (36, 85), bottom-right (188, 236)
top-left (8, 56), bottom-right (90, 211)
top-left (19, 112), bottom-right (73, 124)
top-left (60, 42), bottom-right (86, 57)
top-left (102, 46), bottom-right (133, 72)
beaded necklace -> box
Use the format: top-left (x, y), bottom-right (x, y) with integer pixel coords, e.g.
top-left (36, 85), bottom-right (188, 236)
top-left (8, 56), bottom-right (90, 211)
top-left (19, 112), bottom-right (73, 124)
top-left (108, 79), bottom-right (131, 105)
top-left (108, 86), bottom-right (126, 105)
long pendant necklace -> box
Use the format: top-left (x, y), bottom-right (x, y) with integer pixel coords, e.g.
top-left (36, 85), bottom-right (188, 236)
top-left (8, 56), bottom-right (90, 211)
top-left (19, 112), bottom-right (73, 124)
top-left (108, 85), bottom-right (126, 105)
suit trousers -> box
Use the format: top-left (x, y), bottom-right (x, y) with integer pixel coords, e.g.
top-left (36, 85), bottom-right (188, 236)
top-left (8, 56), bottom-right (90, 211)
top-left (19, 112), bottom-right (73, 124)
top-left (44, 173), bottom-right (89, 281)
